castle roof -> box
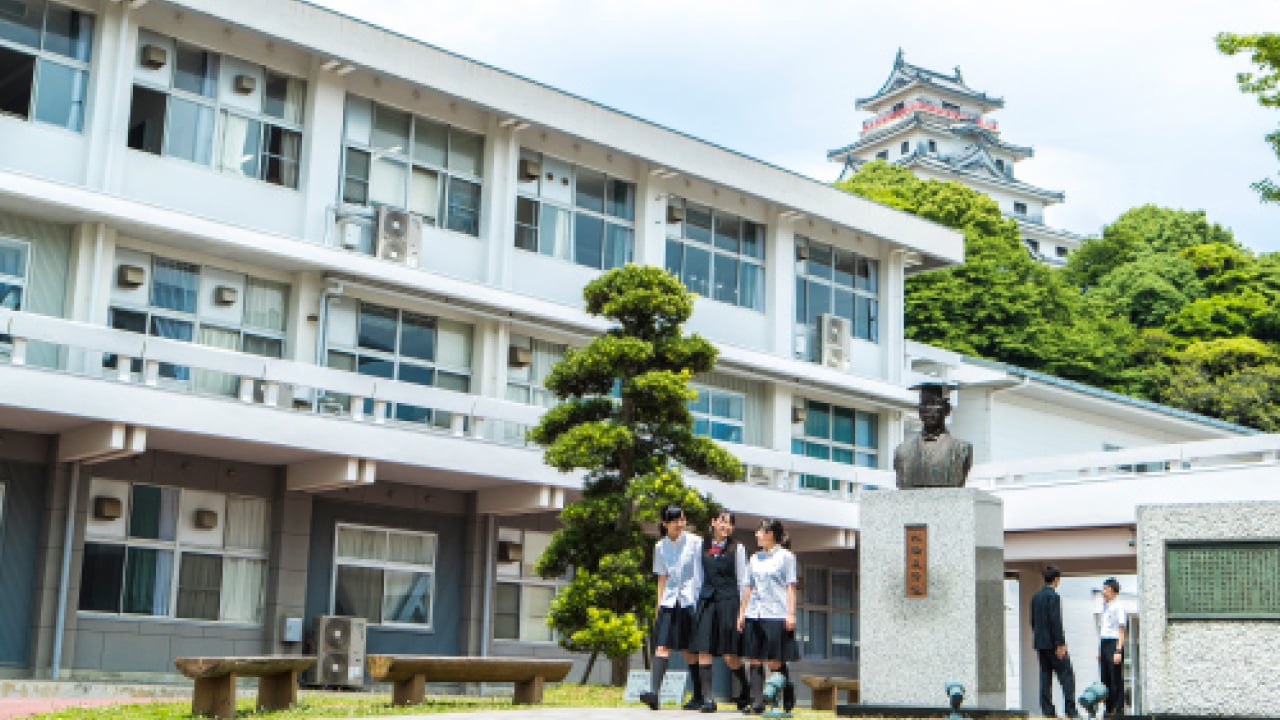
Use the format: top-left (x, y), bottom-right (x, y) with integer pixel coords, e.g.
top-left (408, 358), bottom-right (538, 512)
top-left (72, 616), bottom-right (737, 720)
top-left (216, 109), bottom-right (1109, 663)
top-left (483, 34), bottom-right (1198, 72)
top-left (856, 49), bottom-right (1004, 112)
top-left (827, 114), bottom-right (1032, 161)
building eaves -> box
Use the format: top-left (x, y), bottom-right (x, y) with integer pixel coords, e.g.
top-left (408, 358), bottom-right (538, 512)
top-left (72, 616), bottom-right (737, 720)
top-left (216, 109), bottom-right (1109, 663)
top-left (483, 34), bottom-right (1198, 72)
top-left (962, 356), bottom-right (1259, 436)
top-left (907, 156), bottom-right (1066, 202)
top-left (855, 58), bottom-right (1004, 110)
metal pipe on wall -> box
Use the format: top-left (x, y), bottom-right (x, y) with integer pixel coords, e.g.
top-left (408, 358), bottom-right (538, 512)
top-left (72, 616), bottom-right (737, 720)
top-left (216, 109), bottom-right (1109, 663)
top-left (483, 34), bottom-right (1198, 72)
top-left (50, 462), bottom-right (79, 680)
top-left (480, 513), bottom-right (495, 658)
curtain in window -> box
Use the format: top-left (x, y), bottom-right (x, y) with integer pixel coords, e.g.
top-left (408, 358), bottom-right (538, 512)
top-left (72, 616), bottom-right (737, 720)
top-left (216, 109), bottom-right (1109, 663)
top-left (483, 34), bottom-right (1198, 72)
top-left (282, 77), bottom-right (305, 124)
top-left (388, 532), bottom-right (434, 565)
top-left (123, 547), bottom-right (173, 615)
top-left (221, 557), bottom-right (265, 622)
top-left (336, 526), bottom-right (384, 561)
top-left (519, 585), bottom-right (555, 642)
top-left (151, 259), bottom-right (199, 312)
top-left (334, 565), bottom-right (382, 623)
top-left (243, 278), bottom-right (287, 332)
top-left (530, 340), bottom-right (563, 398)
top-left (435, 320), bottom-right (472, 370)
top-left (274, 130), bottom-right (301, 188)
top-left (176, 552), bottom-right (222, 620)
top-left (226, 497), bottom-right (269, 551)
top-left (194, 325), bottom-right (240, 396)
top-left (218, 113), bottom-right (259, 178)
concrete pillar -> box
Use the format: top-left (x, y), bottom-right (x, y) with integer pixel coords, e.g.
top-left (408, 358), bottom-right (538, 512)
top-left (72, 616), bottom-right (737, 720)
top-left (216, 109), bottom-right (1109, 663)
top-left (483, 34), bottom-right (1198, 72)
top-left (881, 247), bottom-right (907, 385)
top-left (299, 64), bottom-right (348, 245)
top-left (84, 2), bottom-right (135, 191)
top-left (767, 384), bottom-right (794, 455)
top-left (262, 476), bottom-right (313, 655)
top-left (483, 122), bottom-right (522, 287)
top-left (27, 456), bottom-right (95, 678)
top-left (766, 215), bottom-right (796, 357)
top-left (634, 170), bottom-right (665, 267)
top-left (456, 497), bottom-right (489, 657)
top-left (1011, 563), bottom-right (1053, 713)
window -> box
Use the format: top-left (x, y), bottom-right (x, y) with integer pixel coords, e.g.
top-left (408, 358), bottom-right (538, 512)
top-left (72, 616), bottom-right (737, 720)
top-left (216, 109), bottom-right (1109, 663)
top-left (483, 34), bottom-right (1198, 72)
top-left (324, 300), bottom-right (473, 428)
top-left (900, 141), bottom-right (909, 155)
top-left (106, 253), bottom-right (288, 392)
top-left (792, 399), bottom-right (878, 492)
top-left (996, 159), bottom-right (1007, 175)
top-left (514, 150), bottom-right (635, 271)
top-left (341, 95), bottom-right (484, 236)
top-left (78, 479), bottom-right (270, 623)
top-left (927, 139), bottom-right (937, 153)
top-left (503, 334), bottom-right (565, 444)
top-left (794, 236), bottom-right (878, 360)
top-left (1013, 201), bottom-right (1027, 215)
top-left (941, 101), bottom-right (960, 112)
top-left (891, 101), bottom-right (904, 112)
top-left (333, 523), bottom-right (436, 627)
top-left (0, 237), bottom-right (28, 312)
top-left (0, 1), bottom-right (92, 131)
top-left (689, 385), bottom-right (744, 444)
top-left (665, 198), bottom-right (765, 311)
top-left (1027, 239), bottom-right (1040, 253)
top-left (494, 527), bottom-right (565, 642)
top-left (874, 150), bottom-right (887, 161)
top-left (127, 31), bottom-right (305, 188)
top-left (1056, 246), bottom-right (1068, 259)
top-left (798, 565), bottom-right (856, 660)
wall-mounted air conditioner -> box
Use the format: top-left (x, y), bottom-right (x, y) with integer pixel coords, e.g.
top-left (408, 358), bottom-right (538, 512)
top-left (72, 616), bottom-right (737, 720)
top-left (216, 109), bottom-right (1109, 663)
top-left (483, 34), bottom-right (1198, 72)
top-left (336, 219), bottom-right (364, 251)
top-left (666, 204), bottom-right (685, 223)
top-left (508, 345), bottom-right (533, 368)
top-left (141, 44), bottom-right (168, 69)
top-left (376, 207), bottom-right (422, 266)
top-left (518, 158), bottom-right (541, 182)
top-left (819, 313), bottom-right (851, 371)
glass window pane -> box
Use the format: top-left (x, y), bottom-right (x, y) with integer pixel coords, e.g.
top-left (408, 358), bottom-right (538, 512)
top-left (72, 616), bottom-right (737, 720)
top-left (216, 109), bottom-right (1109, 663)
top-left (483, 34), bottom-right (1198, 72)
top-left (515, 197), bottom-right (538, 252)
top-left (226, 497), bottom-right (269, 551)
top-left (173, 45), bottom-right (217, 97)
top-left (0, 0), bottom-right (43, 48)
top-left (399, 311), bottom-right (435, 362)
top-left (834, 288), bottom-right (854, 324)
top-left (409, 166), bottom-right (440, 222)
top-left (693, 418), bottom-right (709, 437)
top-left (369, 156), bottom-right (407, 207)
top-left (832, 406), bottom-right (855, 445)
top-left (412, 117), bottom-right (447, 167)
top-left (713, 253), bottom-right (738, 305)
top-left (388, 532), bottom-right (435, 565)
top-left (221, 557), bottom-right (265, 623)
top-left (805, 441), bottom-right (830, 460)
top-left (740, 262), bottom-right (763, 312)
top-left (574, 168), bottom-right (604, 213)
top-left (176, 552), bottom-right (222, 620)
top-left (682, 244), bottom-right (710, 298)
top-left (856, 452), bottom-right (877, 468)
top-left (262, 126), bottom-right (301, 188)
top-left (151, 259), bottom-right (198, 312)
top-left (357, 355), bottom-right (394, 381)
top-left (33, 60), bottom-right (86, 130)
top-left (606, 179), bottom-right (634, 221)
top-left (519, 585), bottom-right (555, 641)
top-left (714, 214), bottom-right (740, 253)
top-left (343, 95), bottom-right (372, 145)
top-left (855, 295), bottom-right (871, 341)
top-left (804, 609), bottom-right (828, 659)
top-left (126, 85), bottom-right (165, 153)
top-left (358, 304), bottom-right (397, 352)
top-left (129, 485), bottom-right (178, 540)
top-left (445, 178), bottom-right (480, 236)
top-left (262, 72), bottom-right (304, 123)
top-left (664, 238), bottom-right (682, 278)
top-left (343, 148), bottom-right (370, 204)
top-left (0, 46), bottom-right (34, 120)
top-left (857, 257), bottom-right (878, 293)
top-left (833, 250), bottom-right (856, 288)
top-left (397, 362), bottom-right (432, 387)
top-left (805, 401), bottom-right (830, 439)
top-left (122, 547), bottom-right (173, 615)
top-left (436, 319), bottom-right (472, 369)
top-left (337, 526), bottom-right (386, 561)
top-left (436, 370), bottom-right (468, 393)
top-left (383, 570), bottom-right (431, 624)
top-left (832, 570), bottom-right (855, 609)
top-left (603, 223), bottom-right (632, 270)
top-left (371, 104), bottom-right (409, 154)
top-left (164, 96), bottom-right (214, 164)
top-left (832, 447), bottom-right (854, 465)
top-left (334, 565), bottom-right (382, 623)
top-left (832, 613), bottom-right (854, 660)
top-left (807, 280), bottom-right (831, 324)
top-left (243, 277), bottom-right (288, 332)
top-left (539, 204), bottom-right (570, 259)
top-left (0, 239), bottom-right (28, 277)
top-left (809, 244), bottom-right (832, 279)
top-left (685, 203), bottom-right (712, 243)
top-left (78, 542), bottom-right (124, 612)
top-left (573, 213), bottom-right (603, 270)
top-left (216, 112), bottom-right (261, 178)
top-left (710, 422), bottom-right (742, 444)
top-left (855, 412), bottom-right (877, 448)
top-left (494, 583), bottom-right (519, 639)
top-left (689, 389), bottom-right (709, 415)
top-left (665, 201), bottom-right (683, 239)
top-left (805, 566), bottom-right (829, 605)
top-left (0, 282), bottom-right (20, 310)
top-left (794, 277), bottom-right (807, 324)
top-left (447, 128), bottom-right (483, 177)
top-left (742, 222), bottom-right (764, 260)
top-left (109, 307), bottom-right (146, 333)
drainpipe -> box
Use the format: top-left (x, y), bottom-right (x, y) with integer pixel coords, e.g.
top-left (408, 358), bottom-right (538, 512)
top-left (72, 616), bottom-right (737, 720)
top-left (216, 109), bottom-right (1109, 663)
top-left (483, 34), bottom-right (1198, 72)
top-left (480, 514), bottom-right (494, 658)
top-left (50, 462), bottom-right (80, 680)
top-left (312, 280), bottom-right (343, 411)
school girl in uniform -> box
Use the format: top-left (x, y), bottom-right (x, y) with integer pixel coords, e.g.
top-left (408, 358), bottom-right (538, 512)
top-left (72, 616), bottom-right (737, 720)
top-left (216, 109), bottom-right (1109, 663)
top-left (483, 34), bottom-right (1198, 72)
top-left (736, 518), bottom-right (799, 714)
top-left (688, 509), bottom-right (750, 713)
top-left (641, 505), bottom-right (704, 711)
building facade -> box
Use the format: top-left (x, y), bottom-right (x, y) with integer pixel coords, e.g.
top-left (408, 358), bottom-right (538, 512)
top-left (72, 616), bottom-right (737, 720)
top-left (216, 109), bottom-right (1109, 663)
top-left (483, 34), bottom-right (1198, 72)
top-left (829, 50), bottom-right (1082, 264)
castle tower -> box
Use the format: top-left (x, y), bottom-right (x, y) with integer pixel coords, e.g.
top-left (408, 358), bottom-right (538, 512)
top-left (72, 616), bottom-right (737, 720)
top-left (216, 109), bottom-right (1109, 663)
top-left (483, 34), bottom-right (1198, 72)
top-left (829, 50), bottom-right (1081, 263)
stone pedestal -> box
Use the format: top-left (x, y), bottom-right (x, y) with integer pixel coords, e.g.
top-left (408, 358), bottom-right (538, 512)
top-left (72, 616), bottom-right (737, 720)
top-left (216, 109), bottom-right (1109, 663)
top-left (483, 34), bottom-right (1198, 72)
top-left (859, 489), bottom-right (1005, 708)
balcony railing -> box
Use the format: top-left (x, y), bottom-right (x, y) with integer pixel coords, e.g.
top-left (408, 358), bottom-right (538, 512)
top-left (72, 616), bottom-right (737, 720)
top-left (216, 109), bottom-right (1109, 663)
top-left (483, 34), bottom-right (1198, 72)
top-left (863, 100), bottom-right (998, 134)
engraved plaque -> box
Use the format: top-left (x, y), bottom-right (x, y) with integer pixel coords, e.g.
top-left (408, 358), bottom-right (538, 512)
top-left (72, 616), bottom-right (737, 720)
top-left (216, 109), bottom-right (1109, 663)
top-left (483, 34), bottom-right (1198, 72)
top-left (905, 524), bottom-right (928, 598)
top-left (1167, 541), bottom-right (1280, 619)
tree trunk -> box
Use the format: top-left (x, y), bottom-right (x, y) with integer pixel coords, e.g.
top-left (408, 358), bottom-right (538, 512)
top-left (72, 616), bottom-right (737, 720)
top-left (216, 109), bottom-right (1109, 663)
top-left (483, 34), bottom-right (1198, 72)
top-left (609, 654), bottom-right (631, 687)
top-left (579, 649), bottom-right (599, 685)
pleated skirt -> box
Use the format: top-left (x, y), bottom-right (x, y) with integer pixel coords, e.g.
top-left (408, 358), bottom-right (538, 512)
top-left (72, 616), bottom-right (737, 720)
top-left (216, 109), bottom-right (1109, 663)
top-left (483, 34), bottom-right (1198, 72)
top-left (741, 618), bottom-right (800, 661)
top-left (652, 605), bottom-right (696, 650)
top-left (689, 596), bottom-right (742, 655)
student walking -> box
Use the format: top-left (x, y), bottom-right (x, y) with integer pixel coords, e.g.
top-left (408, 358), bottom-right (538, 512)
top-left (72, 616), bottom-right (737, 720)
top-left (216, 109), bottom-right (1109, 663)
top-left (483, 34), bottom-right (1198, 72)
top-left (640, 505), bottom-right (703, 711)
top-left (736, 518), bottom-right (799, 715)
top-left (1031, 565), bottom-right (1078, 718)
top-left (1097, 577), bottom-right (1127, 718)
top-left (689, 509), bottom-right (749, 713)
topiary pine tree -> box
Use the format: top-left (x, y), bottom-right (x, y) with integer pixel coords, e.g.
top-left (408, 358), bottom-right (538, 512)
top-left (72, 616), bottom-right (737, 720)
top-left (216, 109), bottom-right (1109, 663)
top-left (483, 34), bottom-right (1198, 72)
top-left (529, 264), bottom-right (742, 684)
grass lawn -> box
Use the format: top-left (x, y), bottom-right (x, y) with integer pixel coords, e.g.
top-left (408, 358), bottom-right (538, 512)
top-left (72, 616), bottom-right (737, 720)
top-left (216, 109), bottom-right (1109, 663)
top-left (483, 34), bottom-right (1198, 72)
top-left (21, 684), bottom-right (835, 719)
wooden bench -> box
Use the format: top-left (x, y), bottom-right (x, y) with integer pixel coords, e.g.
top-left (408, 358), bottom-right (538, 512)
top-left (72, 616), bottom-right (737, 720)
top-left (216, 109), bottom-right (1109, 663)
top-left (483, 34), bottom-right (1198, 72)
top-left (366, 655), bottom-right (573, 706)
top-left (174, 655), bottom-right (316, 719)
top-left (800, 675), bottom-right (860, 711)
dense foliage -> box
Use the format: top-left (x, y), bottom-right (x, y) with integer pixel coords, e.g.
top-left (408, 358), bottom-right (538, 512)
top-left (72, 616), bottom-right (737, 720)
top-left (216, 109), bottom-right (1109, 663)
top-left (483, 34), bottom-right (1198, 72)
top-left (528, 264), bottom-right (742, 684)
top-left (838, 163), bottom-right (1280, 431)
top-left (1217, 32), bottom-right (1280, 202)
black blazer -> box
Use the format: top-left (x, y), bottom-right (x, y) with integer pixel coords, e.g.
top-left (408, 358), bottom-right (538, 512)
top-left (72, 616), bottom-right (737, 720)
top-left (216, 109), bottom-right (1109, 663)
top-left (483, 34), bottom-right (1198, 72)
top-left (1030, 584), bottom-right (1066, 650)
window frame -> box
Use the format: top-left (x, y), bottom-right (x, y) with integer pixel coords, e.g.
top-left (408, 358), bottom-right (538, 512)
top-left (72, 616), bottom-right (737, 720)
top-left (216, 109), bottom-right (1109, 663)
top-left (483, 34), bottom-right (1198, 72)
top-left (0, 235), bottom-right (30, 313)
top-left (0, 1), bottom-right (94, 132)
top-left (502, 334), bottom-right (566, 444)
top-left (512, 149), bottom-right (636, 271)
top-left (664, 197), bottom-right (766, 312)
top-left (331, 521), bottom-right (439, 630)
top-left (797, 563), bottom-right (857, 661)
top-left (78, 481), bottom-right (270, 624)
top-left (127, 30), bottom-right (307, 188)
top-left (792, 398), bottom-right (879, 493)
top-left (1013, 201), bottom-right (1027, 215)
top-left (492, 527), bottom-right (567, 643)
top-left (339, 94), bottom-right (485, 238)
top-left (689, 384), bottom-right (746, 445)
top-left (794, 235), bottom-right (880, 359)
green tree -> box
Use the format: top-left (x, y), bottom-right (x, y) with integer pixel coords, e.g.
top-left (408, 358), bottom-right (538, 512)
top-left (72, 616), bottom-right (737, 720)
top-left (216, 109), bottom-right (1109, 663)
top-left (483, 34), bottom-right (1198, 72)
top-left (1216, 32), bottom-right (1280, 202)
top-left (1065, 205), bottom-right (1237, 289)
top-left (1094, 251), bottom-right (1202, 328)
top-left (529, 264), bottom-right (742, 684)
top-left (1154, 338), bottom-right (1280, 430)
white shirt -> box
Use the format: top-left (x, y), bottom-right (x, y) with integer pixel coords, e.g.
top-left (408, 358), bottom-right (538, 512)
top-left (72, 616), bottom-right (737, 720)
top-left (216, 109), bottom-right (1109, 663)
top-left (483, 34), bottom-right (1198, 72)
top-left (1099, 598), bottom-right (1126, 640)
top-left (743, 546), bottom-right (797, 620)
top-left (653, 533), bottom-right (703, 608)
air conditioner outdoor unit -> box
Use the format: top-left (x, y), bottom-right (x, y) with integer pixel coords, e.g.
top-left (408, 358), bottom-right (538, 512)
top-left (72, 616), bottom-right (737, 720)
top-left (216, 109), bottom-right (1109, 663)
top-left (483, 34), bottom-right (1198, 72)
top-left (819, 313), bottom-right (851, 370)
top-left (518, 158), bottom-right (541, 182)
top-left (336, 219), bottom-right (364, 251)
top-left (376, 206), bottom-right (423, 266)
top-left (666, 204), bottom-right (685, 223)
top-left (309, 615), bottom-right (367, 688)
top-left (508, 345), bottom-right (533, 368)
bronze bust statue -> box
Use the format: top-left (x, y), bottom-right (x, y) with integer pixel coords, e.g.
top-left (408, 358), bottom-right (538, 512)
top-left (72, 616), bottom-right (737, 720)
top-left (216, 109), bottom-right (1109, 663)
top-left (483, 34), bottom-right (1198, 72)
top-left (893, 382), bottom-right (973, 489)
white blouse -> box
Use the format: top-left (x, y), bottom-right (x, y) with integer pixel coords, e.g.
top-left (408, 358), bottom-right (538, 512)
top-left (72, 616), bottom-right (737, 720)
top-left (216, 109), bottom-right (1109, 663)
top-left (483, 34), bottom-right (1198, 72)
top-left (653, 533), bottom-right (703, 608)
top-left (743, 546), bottom-right (797, 619)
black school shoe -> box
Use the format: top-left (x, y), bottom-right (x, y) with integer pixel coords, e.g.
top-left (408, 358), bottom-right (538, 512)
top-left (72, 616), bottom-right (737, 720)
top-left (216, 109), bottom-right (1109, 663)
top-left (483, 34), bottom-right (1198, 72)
top-left (700, 700), bottom-right (717, 713)
top-left (782, 681), bottom-right (795, 713)
top-left (683, 696), bottom-right (704, 711)
top-left (638, 691), bottom-right (659, 710)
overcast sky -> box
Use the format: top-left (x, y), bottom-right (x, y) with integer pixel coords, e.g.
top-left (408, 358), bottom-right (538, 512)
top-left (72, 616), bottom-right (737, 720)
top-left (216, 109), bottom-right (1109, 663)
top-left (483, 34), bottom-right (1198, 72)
top-left (312, 1), bottom-right (1278, 252)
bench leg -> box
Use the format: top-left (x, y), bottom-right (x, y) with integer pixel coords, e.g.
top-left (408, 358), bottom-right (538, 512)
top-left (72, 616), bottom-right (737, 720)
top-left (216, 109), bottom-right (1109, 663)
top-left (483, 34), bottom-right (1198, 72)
top-left (192, 674), bottom-right (236, 719)
top-left (258, 670), bottom-right (299, 712)
top-left (392, 673), bottom-right (426, 706)
top-left (513, 676), bottom-right (545, 704)
top-left (844, 687), bottom-right (860, 704)
top-left (811, 685), bottom-right (836, 711)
